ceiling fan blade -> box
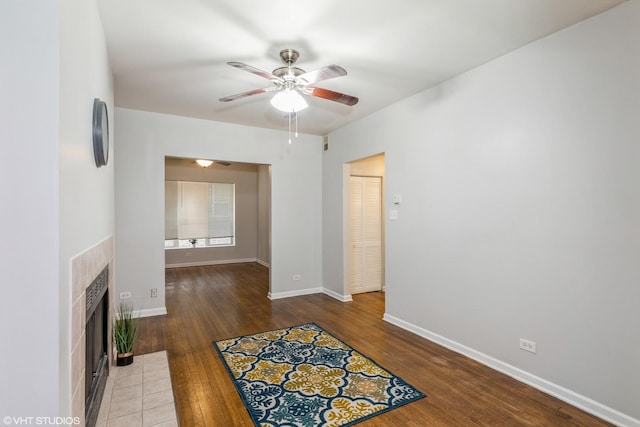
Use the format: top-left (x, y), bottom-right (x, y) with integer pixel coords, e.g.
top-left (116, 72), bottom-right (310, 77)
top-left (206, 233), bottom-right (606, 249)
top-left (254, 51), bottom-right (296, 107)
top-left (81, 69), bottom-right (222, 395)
top-left (296, 65), bottom-right (347, 85)
top-left (219, 87), bottom-right (276, 102)
top-left (306, 87), bottom-right (359, 106)
top-left (227, 62), bottom-right (281, 81)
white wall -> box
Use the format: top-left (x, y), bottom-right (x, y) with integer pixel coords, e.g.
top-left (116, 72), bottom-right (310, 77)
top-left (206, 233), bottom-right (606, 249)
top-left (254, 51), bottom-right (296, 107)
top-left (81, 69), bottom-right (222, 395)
top-left (0, 1), bottom-right (60, 418)
top-left (115, 109), bottom-right (322, 311)
top-left (59, 0), bottom-right (115, 416)
top-left (0, 0), bottom-right (114, 418)
top-left (324, 2), bottom-right (639, 425)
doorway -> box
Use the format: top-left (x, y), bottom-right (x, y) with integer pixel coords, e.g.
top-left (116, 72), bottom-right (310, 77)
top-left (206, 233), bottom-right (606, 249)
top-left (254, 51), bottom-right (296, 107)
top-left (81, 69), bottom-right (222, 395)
top-left (347, 154), bottom-right (385, 295)
top-left (163, 157), bottom-right (272, 292)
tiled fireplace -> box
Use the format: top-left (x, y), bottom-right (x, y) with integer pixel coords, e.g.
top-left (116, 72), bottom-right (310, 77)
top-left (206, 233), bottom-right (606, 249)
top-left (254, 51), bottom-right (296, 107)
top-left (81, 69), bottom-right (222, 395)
top-left (71, 237), bottom-right (114, 427)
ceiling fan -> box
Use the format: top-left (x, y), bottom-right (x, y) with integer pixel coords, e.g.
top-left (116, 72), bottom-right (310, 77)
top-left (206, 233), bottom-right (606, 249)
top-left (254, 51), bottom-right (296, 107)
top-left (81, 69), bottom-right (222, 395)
top-left (219, 49), bottom-right (359, 112)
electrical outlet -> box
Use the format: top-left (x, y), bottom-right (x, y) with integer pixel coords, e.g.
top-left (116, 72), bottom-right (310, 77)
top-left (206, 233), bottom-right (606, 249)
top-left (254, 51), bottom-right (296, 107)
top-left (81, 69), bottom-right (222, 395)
top-left (519, 338), bottom-right (537, 353)
top-left (293, 274), bottom-right (302, 281)
top-left (151, 288), bottom-right (158, 298)
top-left (185, 252), bottom-right (192, 257)
top-left (120, 292), bottom-right (132, 300)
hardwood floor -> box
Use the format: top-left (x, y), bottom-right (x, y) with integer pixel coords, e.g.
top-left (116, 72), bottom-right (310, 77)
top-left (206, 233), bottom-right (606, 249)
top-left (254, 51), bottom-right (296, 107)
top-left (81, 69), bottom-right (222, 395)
top-left (134, 263), bottom-right (610, 426)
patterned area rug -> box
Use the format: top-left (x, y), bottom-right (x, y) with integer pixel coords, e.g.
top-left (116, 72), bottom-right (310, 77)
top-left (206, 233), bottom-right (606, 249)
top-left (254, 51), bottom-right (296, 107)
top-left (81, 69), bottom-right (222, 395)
top-left (213, 322), bottom-right (425, 426)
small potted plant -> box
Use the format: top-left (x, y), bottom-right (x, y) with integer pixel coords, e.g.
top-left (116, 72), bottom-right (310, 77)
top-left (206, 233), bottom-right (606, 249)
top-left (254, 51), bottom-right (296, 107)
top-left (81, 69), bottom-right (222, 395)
top-left (114, 302), bottom-right (137, 366)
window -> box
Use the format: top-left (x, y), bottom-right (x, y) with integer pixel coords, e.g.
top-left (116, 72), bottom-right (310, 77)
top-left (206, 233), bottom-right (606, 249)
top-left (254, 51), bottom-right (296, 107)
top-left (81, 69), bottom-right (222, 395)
top-left (165, 181), bottom-right (235, 248)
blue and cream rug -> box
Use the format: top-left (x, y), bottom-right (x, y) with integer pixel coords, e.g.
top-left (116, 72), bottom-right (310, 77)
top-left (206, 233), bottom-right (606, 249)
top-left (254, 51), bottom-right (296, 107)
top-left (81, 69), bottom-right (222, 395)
top-left (213, 322), bottom-right (425, 426)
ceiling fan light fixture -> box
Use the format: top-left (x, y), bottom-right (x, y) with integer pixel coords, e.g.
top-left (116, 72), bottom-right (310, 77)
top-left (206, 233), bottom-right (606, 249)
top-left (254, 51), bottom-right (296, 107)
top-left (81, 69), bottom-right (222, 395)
top-left (270, 89), bottom-right (308, 113)
top-left (195, 159), bottom-right (213, 168)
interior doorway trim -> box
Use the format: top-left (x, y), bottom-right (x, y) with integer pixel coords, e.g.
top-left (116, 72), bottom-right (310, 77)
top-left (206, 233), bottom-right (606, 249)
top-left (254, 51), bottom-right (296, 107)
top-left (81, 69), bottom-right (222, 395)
top-left (342, 163), bottom-right (354, 302)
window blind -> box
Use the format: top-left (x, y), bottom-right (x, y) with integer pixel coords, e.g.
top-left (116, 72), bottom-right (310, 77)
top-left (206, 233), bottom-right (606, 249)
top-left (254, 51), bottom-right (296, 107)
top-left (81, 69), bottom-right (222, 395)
top-left (165, 181), bottom-right (235, 241)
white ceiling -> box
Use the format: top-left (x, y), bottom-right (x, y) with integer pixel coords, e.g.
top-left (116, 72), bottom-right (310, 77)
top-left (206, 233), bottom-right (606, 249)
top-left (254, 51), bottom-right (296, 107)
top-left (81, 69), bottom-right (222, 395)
top-left (98, 0), bottom-right (625, 136)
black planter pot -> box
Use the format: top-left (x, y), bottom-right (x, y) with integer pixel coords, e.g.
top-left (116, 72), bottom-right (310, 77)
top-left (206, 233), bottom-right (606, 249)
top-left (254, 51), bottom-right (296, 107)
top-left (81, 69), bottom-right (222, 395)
top-left (116, 352), bottom-right (134, 366)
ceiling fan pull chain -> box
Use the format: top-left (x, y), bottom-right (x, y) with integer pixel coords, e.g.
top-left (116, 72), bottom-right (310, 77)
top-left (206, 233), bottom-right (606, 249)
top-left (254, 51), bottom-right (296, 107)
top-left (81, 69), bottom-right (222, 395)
top-left (295, 111), bottom-right (299, 138)
top-left (288, 111), bottom-right (292, 144)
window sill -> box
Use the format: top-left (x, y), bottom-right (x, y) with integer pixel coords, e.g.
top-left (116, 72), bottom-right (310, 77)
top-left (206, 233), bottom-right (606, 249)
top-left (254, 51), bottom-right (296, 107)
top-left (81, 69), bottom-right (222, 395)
top-left (164, 244), bottom-right (235, 250)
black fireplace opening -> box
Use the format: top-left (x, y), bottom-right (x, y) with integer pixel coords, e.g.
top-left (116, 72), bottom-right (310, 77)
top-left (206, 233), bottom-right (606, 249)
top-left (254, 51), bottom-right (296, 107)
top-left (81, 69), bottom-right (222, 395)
top-left (85, 266), bottom-right (109, 427)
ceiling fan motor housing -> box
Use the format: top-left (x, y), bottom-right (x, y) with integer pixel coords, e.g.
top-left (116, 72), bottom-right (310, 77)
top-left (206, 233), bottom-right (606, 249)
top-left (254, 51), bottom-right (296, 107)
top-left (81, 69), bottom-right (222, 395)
top-left (273, 49), bottom-right (304, 80)
top-left (273, 66), bottom-right (305, 79)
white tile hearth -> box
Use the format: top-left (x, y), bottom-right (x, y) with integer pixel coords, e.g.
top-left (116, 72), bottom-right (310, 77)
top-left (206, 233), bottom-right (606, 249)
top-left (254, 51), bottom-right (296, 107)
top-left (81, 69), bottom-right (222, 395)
top-left (96, 351), bottom-right (178, 427)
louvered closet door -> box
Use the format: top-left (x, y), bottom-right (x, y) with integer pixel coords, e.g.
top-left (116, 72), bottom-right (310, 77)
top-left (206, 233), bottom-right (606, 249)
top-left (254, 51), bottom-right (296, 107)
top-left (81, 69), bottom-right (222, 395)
top-left (350, 176), bottom-right (382, 294)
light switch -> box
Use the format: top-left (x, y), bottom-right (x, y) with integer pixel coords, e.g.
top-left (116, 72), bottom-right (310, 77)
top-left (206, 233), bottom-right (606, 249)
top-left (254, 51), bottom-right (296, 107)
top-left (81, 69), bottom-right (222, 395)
top-left (393, 194), bottom-right (402, 205)
top-left (389, 209), bottom-right (398, 220)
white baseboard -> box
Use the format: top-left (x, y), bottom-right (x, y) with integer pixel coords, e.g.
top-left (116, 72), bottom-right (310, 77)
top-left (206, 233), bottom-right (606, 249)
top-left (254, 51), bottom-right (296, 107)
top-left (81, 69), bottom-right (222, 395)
top-left (323, 288), bottom-right (353, 302)
top-left (256, 259), bottom-right (270, 268)
top-left (165, 258), bottom-right (257, 268)
top-left (268, 287), bottom-right (323, 300)
top-left (133, 307), bottom-right (167, 318)
top-left (266, 287), bottom-right (353, 302)
top-left (382, 313), bottom-right (640, 427)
